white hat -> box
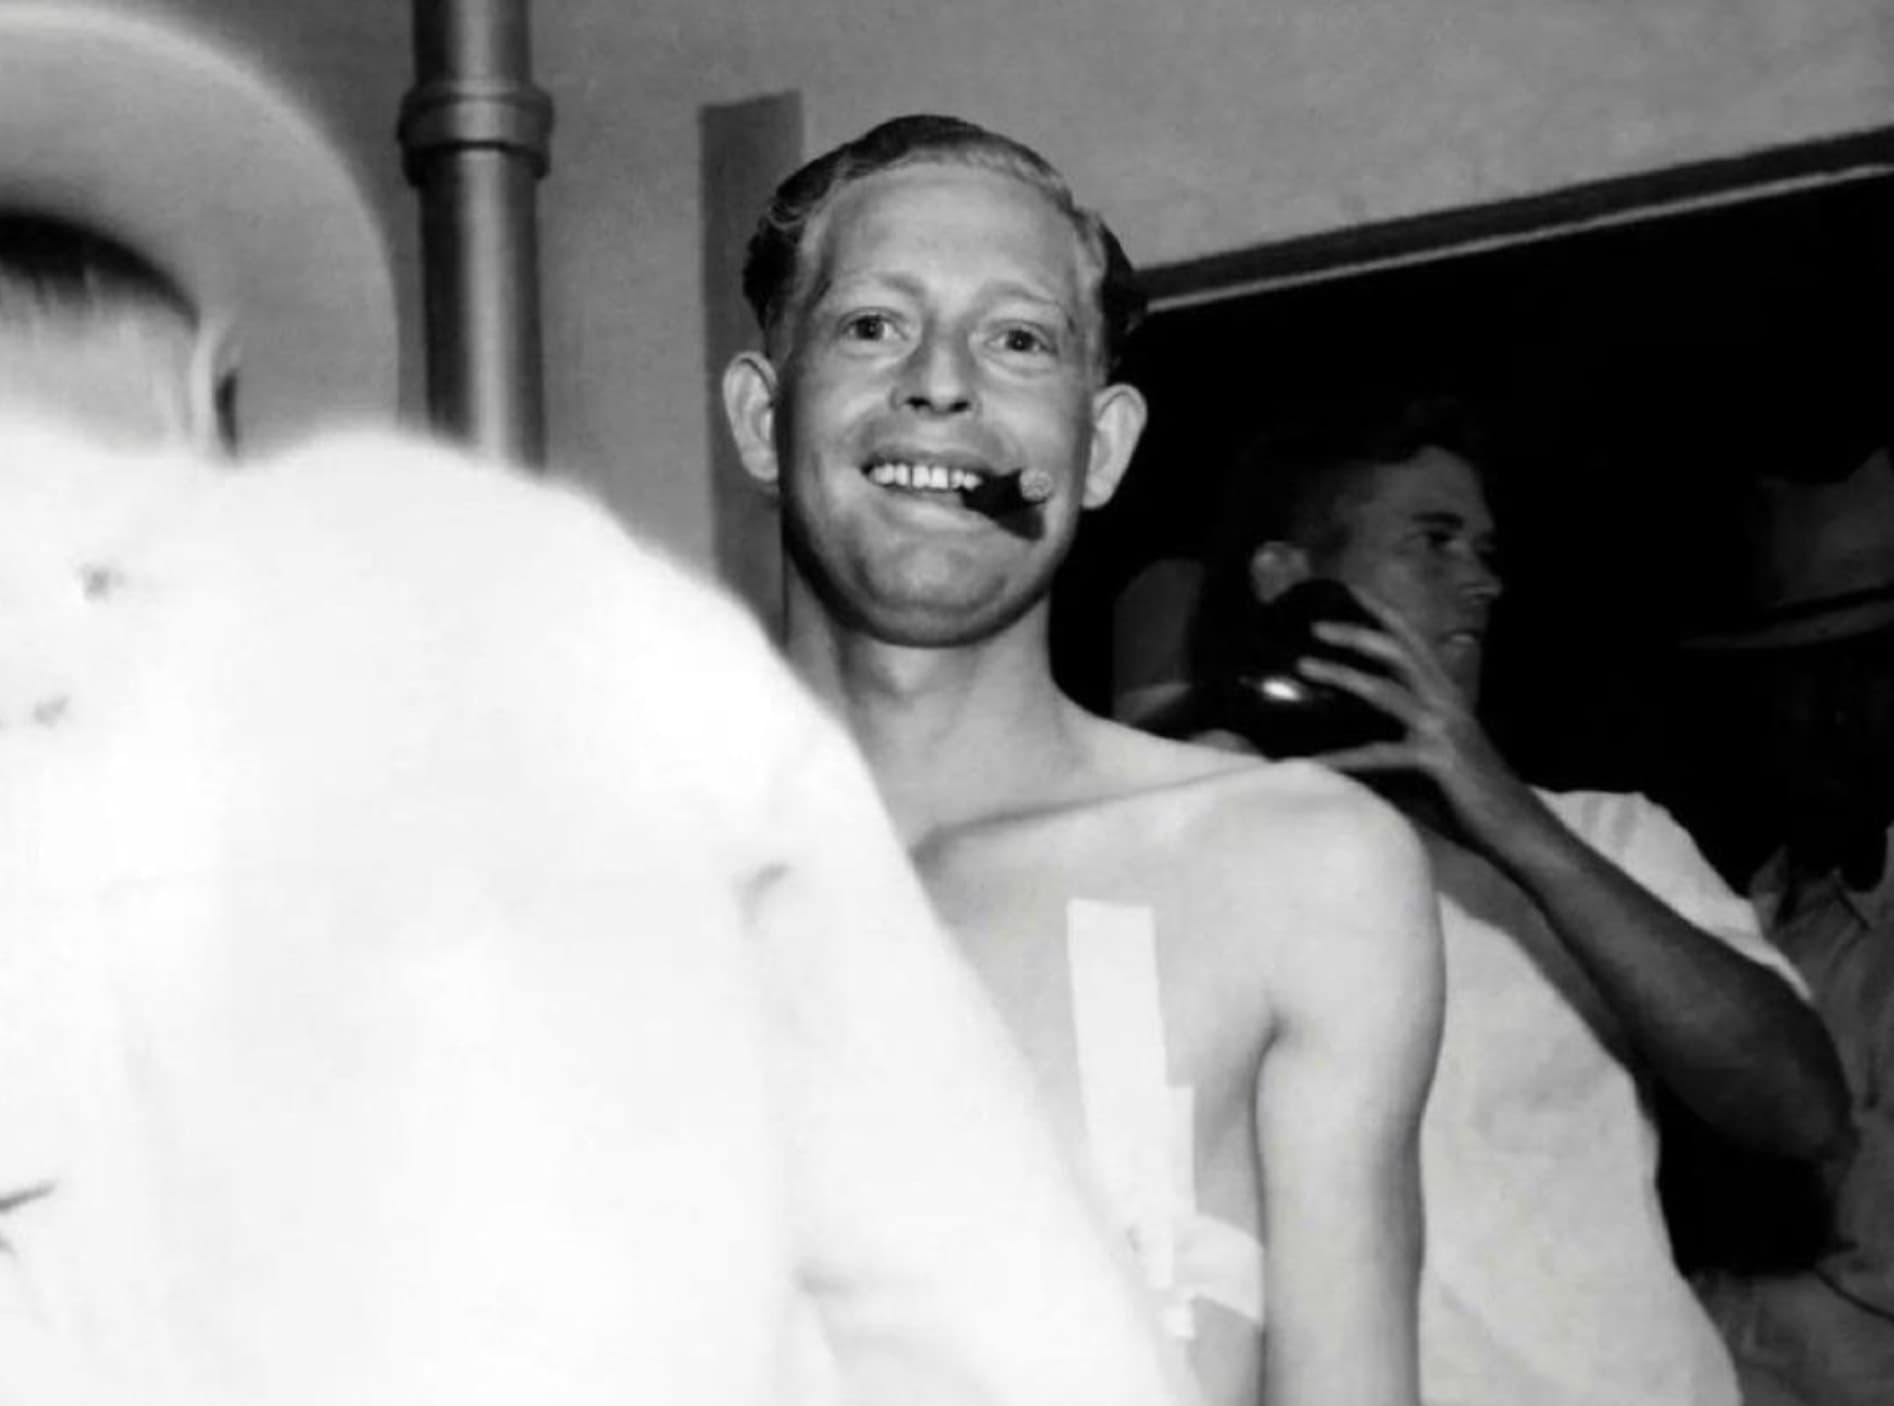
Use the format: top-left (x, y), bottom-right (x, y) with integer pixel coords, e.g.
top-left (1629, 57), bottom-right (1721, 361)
top-left (1684, 445), bottom-right (1894, 651)
top-left (0, 3), bottom-right (398, 453)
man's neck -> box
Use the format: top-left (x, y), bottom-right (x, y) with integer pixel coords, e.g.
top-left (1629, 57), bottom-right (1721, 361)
top-left (782, 591), bottom-right (1088, 846)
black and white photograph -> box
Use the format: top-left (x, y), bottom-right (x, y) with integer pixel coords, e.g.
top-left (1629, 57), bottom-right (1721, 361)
top-left (2, 3), bottom-right (1888, 1403)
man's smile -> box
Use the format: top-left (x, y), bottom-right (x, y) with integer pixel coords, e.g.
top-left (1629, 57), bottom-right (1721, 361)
top-left (856, 447), bottom-right (1049, 527)
top-left (865, 456), bottom-right (994, 494)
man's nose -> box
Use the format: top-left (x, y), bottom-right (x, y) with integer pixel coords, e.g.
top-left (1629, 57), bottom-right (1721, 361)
top-left (894, 330), bottom-right (976, 415)
top-left (1455, 546), bottom-right (1503, 604)
top-left (1462, 556), bottom-right (1503, 603)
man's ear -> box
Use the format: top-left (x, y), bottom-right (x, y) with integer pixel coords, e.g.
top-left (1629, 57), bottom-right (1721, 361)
top-left (1247, 540), bottom-right (1310, 604)
top-left (721, 350), bottom-right (783, 491)
top-left (1081, 381), bottom-right (1148, 509)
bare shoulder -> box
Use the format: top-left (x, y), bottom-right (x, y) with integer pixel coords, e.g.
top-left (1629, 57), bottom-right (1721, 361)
top-left (1077, 709), bottom-right (1421, 871)
top-left (1073, 713), bottom-right (1437, 999)
top-left (1183, 754), bottom-right (1439, 1050)
top-left (1209, 758), bottom-right (1426, 891)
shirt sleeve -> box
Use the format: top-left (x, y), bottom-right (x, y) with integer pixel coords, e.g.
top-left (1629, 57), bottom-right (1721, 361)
top-left (1543, 789), bottom-right (1810, 999)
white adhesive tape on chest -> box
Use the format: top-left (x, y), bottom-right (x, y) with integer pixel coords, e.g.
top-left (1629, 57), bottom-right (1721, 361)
top-left (1067, 898), bottom-right (1268, 1336)
top-left (1067, 900), bottom-right (1182, 1317)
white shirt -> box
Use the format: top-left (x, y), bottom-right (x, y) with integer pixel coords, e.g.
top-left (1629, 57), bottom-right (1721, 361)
top-left (1418, 789), bottom-right (1803, 1406)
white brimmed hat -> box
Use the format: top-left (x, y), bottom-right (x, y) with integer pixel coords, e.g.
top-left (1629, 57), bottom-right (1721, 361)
top-left (0, 3), bottom-right (398, 453)
top-left (1684, 445), bottom-right (1894, 652)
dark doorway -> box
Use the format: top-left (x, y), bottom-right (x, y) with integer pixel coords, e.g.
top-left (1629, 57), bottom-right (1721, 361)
top-left (1055, 162), bottom-right (1894, 881)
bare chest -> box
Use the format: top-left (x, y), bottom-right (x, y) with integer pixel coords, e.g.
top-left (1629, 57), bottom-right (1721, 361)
top-left (914, 812), bottom-right (1273, 1194)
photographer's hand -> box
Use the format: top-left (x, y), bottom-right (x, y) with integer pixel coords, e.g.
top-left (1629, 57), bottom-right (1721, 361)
top-left (1298, 590), bottom-right (1848, 1162)
top-left (1295, 590), bottom-right (1544, 855)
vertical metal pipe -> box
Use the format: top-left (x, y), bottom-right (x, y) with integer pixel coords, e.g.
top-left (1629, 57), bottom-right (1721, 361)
top-left (399, 0), bottom-right (553, 465)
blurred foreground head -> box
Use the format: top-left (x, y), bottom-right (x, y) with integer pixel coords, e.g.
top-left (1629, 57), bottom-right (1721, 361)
top-left (0, 421), bottom-right (1194, 1406)
top-left (0, 4), bottom-right (397, 454)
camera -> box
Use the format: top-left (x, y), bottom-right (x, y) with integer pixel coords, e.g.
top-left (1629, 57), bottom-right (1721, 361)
top-left (1219, 579), bottom-right (1403, 758)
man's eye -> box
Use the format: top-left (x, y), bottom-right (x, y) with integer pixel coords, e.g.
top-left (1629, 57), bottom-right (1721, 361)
top-left (995, 324), bottom-right (1055, 356)
top-left (839, 312), bottom-right (897, 342)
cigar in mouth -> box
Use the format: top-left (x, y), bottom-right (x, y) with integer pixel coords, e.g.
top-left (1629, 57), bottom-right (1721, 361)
top-left (962, 467), bottom-right (1055, 514)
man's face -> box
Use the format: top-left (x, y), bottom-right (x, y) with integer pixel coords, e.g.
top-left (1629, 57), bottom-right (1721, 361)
top-left (727, 161), bottom-right (1144, 647)
top-left (1312, 447), bottom-right (1503, 703)
top-left (1730, 641), bottom-right (1894, 868)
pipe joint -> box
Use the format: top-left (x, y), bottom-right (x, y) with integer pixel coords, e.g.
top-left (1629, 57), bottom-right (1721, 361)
top-left (399, 77), bottom-right (554, 179)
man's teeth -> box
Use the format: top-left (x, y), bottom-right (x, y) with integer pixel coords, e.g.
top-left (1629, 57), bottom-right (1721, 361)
top-left (867, 461), bottom-right (984, 492)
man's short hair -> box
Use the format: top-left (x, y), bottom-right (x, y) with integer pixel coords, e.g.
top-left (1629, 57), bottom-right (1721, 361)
top-left (0, 211), bottom-right (197, 328)
top-left (740, 113), bottom-right (1146, 377)
top-left (1226, 395), bottom-right (1491, 551)
top-left (1188, 394), bottom-right (1493, 679)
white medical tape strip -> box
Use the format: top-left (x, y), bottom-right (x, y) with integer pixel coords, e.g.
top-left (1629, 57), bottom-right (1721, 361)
top-left (1067, 900), bottom-right (1177, 1305)
top-left (1176, 1214), bottom-right (1267, 1326)
top-left (1162, 1089), bottom-right (1197, 1339)
top-left (1169, 1088), bottom-right (1195, 1228)
top-left (1068, 901), bottom-right (1269, 1336)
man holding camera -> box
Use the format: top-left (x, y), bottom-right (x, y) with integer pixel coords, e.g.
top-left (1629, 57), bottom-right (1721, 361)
top-left (1186, 396), bottom-right (1848, 1406)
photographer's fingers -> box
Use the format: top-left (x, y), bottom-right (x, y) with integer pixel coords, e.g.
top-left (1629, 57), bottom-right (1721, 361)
top-left (1297, 655), bottom-right (1424, 727)
top-left (1307, 740), bottom-right (1420, 773)
top-left (1312, 614), bottom-right (1455, 700)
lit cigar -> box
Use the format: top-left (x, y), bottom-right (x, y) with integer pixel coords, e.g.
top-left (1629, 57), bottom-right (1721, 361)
top-left (962, 467), bottom-right (1054, 514)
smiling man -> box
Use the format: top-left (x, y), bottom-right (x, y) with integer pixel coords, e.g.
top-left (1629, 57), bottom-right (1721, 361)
top-left (1184, 399), bottom-right (1852, 1406)
top-left (722, 114), bottom-right (1445, 1406)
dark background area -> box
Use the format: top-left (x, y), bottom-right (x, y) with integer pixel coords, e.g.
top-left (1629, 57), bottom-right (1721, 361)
top-left (1054, 172), bottom-right (1894, 887)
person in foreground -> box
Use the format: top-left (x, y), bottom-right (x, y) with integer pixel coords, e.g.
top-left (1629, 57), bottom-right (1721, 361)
top-left (1184, 398), bottom-right (1851, 1406)
top-left (723, 113), bottom-right (1444, 1406)
top-left (0, 418), bottom-right (1195, 1406)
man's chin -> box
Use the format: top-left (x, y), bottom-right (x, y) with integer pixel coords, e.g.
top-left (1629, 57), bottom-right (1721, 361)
top-left (798, 548), bottom-right (1054, 650)
top-left (844, 594), bottom-right (1037, 649)
top-left (810, 569), bottom-right (1035, 648)
top-left (1432, 640), bottom-right (1485, 702)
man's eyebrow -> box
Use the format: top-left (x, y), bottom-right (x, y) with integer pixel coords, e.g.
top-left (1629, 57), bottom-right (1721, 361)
top-left (987, 282), bottom-right (1082, 336)
top-left (1412, 507), bottom-right (1502, 548)
top-left (818, 271), bottom-right (1076, 321)
top-left (816, 270), bottom-right (916, 302)
top-left (984, 279), bottom-right (1071, 311)
top-left (817, 270), bottom-right (978, 310)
